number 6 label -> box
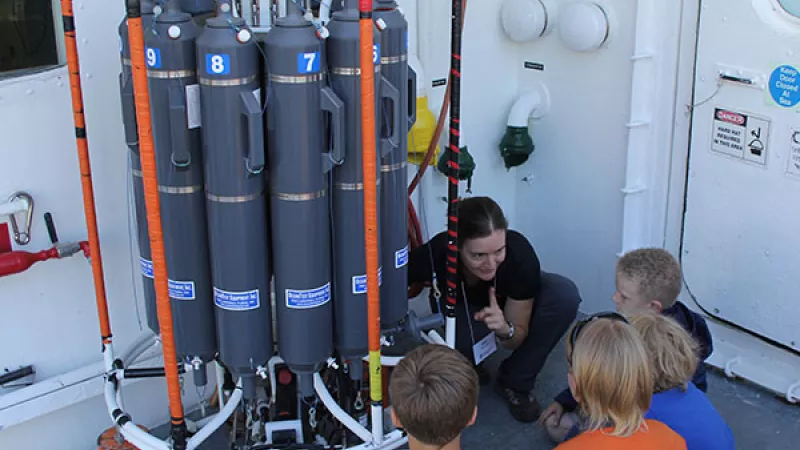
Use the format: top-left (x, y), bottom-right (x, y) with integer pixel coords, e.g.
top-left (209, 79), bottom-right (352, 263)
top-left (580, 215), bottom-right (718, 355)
top-left (205, 53), bottom-right (230, 75)
top-left (297, 51), bottom-right (320, 74)
top-left (146, 47), bottom-right (161, 68)
top-left (373, 44), bottom-right (380, 65)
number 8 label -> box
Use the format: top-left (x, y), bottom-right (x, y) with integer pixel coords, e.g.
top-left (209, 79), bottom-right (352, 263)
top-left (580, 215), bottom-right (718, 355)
top-left (205, 53), bottom-right (231, 75)
top-left (146, 47), bottom-right (161, 68)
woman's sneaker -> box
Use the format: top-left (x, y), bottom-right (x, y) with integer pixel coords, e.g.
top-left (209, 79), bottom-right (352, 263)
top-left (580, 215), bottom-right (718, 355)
top-left (494, 380), bottom-right (542, 422)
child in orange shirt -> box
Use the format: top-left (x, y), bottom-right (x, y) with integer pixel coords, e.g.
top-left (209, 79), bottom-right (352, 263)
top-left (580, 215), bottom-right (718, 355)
top-left (555, 313), bottom-right (686, 450)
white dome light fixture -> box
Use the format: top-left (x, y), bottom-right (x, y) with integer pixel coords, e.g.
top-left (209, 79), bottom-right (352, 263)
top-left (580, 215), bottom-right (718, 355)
top-left (558, 2), bottom-right (609, 52)
top-left (500, 0), bottom-right (549, 43)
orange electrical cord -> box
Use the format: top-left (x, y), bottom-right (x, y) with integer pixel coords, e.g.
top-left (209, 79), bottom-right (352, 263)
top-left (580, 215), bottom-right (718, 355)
top-left (126, 11), bottom-right (186, 427)
top-left (60, 0), bottom-right (112, 344)
top-left (359, 2), bottom-right (382, 406)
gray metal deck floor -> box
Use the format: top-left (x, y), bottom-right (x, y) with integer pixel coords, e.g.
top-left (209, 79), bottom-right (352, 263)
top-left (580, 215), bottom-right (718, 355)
top-left (462, 337), bottom-right (800, 450)
top-left (160, 331), bottom-right (799, 450)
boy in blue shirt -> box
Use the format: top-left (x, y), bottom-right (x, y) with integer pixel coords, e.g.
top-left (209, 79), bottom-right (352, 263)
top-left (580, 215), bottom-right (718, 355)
top-left (540, 248), bottom-right (713, 442)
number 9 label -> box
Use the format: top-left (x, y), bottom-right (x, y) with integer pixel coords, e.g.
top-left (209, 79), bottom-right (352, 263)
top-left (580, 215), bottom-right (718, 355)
top-left (146, 47), bottom-right (161, 68)
top-left (205, 53), bottom-right (231, 75)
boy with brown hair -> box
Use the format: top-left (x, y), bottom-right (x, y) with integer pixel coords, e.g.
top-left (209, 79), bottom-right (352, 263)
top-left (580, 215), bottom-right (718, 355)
top-left (541, 248), bottom-right (713, 442)
top-left (389, 344), bottom-right (479, 450)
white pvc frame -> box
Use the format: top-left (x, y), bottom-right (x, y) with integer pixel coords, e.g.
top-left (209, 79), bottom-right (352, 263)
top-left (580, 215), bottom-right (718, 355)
top-left (102, 323), bottom-right (452, 450)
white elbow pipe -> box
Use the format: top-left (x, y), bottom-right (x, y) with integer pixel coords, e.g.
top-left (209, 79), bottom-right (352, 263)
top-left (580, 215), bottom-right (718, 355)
top-left (187, 381), bottom-right (243, 449)
top-left (507, 83), bottom-right (551, 127)
top-left (314, 373), bottom-right (373, 442)
top-left (104, 379), bottom-right (169, 450)
top-left (408, 52), bottom-right (426, 97)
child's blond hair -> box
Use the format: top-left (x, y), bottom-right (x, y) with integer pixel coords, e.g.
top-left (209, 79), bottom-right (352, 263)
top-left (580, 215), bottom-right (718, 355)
top-left (389, 344), bottom-right (479, 446)
top-left (568, 317), bottom-right (653, 437)
top-left (629, 312), bottom-right (699, 393)
top-left (616, 248), bottom-right (682, 308)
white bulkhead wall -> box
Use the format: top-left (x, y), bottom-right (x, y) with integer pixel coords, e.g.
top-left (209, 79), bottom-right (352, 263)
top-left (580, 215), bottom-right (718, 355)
top-left (0, 1), bottom-right (205, 449)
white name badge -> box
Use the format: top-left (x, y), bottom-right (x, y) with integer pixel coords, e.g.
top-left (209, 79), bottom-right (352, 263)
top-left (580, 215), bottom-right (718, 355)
top-left (473, 331), bottom-right (497, 365)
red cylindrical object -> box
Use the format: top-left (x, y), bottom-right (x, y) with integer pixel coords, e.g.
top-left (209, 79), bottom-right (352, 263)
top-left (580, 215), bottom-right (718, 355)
top-left (0, 248), bottom-right (59, 277)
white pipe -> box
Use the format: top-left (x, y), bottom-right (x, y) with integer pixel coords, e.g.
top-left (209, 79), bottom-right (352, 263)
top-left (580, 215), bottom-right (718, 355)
top-left (371, 403), bottom-right (384, 444)
top-left (348, 429), bottom-right (408, 450)
top-left (103, 378), bottom-right (170, 450)
top-left (215, 361), bottom-right (226, 409)
top-left (268, 355), bottom-right (285, 404)
top-left (187, 382), bottom-right (243, 449)
top-left (619, 0), bottom-right (659, 253)
top-left (118, 332), bottom-right (158, 367)
top-left (0, 197), bottom-right (28, 217)
top-left (313, 373), bottom-right (373, 442)
top-left (445, 316), bottom-right (456, 348)
top-left (506, 84), bottom-right (550, 128)
top-left (278, 0), bottom-right (288, 17)
top-left (258, 0), bottom-right (273, 29)
top-left (408, 52), bottom-right (426, 97)
top-left (241, 0), bottom-right (255, 25)
top-left (318, 0), bottom-right (332, 24)
top-left (426, 330), bottom-right (447, 345)
top-left (0, 335), bottom-right (159, 421)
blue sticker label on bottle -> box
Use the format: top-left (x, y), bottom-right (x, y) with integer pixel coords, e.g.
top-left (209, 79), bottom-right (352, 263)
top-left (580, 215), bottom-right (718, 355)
top-left (395, 245), bottom-right (409, 269)
top-left (298, 51), bottom-right (320, 74)
top-left (214, 288), bottom-right (260, 311)
top-left (286, 283), bottom-right (331, 309)
top-left (769, 65), bottom-right (800, 108)
top-left (373, 44), bottom-right (381, 65)
top-left (352, 267), bottom-right (384, 294)
top-left (145, 47), bottom-right (161, 68)
top-left (206, 53), bottom-right (231, 75)
top-left (140, 258), bottom-right (154, 279)
top-left (169, 280), bottom-right (196, 300)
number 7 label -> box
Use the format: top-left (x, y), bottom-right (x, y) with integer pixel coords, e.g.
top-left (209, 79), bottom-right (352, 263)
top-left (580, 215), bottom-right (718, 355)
top-left (298, 51), bottom-right (320, 74)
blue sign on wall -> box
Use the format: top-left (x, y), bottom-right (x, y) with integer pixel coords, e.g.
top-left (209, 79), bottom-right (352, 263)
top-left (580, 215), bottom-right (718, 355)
top-left (768, 65), bottom-right (800, 108)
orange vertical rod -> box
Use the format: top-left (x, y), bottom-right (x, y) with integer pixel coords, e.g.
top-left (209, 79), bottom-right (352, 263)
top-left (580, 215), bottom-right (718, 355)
top-left (60, 0), bottom-right (112, 345)
top-left (125, 1), bottom-right (187, 446)
top-left (358, 0), bottom-right (383, 420)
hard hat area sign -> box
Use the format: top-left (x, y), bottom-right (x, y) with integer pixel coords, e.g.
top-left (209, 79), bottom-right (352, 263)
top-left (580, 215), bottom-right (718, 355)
top-left (711, 107), bottom-right (769, 166)
top-left (298, 52), bottom-right (320, 74)
top-left (205, 53), bottom-right (231, 75)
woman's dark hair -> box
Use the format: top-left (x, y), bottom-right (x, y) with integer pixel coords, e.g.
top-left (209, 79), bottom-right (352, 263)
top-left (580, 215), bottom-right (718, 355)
top-left (457, 196), bottom-right (508, 244)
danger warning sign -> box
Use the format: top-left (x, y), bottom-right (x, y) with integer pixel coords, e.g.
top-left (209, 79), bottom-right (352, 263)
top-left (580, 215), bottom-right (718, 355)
top-left (711, 107), bottom-right (769, 165)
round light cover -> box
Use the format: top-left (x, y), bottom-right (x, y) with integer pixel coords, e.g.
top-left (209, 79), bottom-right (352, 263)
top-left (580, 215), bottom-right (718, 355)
top-left (501, 0), bottom-right (548, 43)
top-left (559, 2), bottom-right (609, 52)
